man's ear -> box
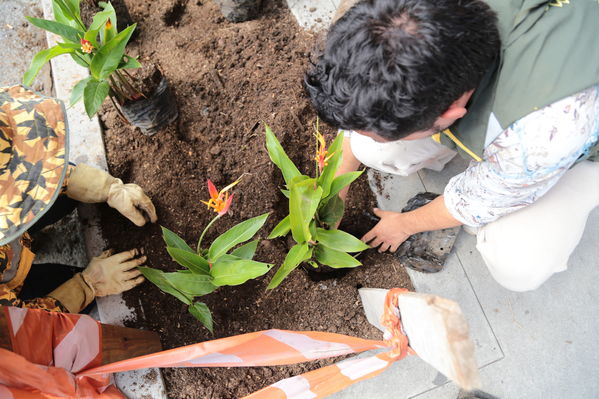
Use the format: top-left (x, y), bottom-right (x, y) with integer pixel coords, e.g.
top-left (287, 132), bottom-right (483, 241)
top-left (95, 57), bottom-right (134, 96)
top-left (439, 90), bottom-right (474, 121)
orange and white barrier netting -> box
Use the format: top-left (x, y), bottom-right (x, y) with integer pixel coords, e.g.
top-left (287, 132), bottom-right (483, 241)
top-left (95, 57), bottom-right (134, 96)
top-left (0, 289), bottom-right (415, 398)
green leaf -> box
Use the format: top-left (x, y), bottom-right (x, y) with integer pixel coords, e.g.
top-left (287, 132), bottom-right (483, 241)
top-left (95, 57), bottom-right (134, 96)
top-left (117, 55), bottom-right (141, 70)
top-left (289, 178), bottom-right (322, 243)
top-left (84, 28), bottom-right (100, 48)
top-left (318, 195), bottom-right (345, 226)
top-left (90, 24), bottom-right (136, 79)
top-left (57, 42), bottom-right (82, 50)
top-left (315, 228), bottom-right (369, 252)
top-left (70, 53), bottom-right (90, 67)
top-left (324, 171), bottom-right (363, 201)
top-left (268, 215), bottom-right (291, 239)
top-left (280, 189), bottom-right (290, 199)
top-left (189, 302), bottom-right (213, 333)
top-left (265, 124), bottom-right (301, 187)
top-left (23, 45), bottom-right (74, 86)
top-left (267, 243), bottom-right (312, 289)
top-left (164, 271), bottom-right (216, 296)
top-left (161, 226), bottom-right (195, 253)
top-left (138, 266), bottom-right (193, 305)
top-left (69, 76), bottom-right (92, 107)
top-left (314, 245), bottom-right (362, 268)
top-left (26, 17), bottom-right (81, 44)
top-left (208, 213), bottom-right (269, 261)
top-left (230, 240), bottom-right (259, 260)
top-left (210, 258), bottom-right (272, 286)
top-left (166, 247), bottom-right (211, 275)
top-left (98, 2), bottom-right (118, 43)
top-left (82, 78), bottom-right (110, 117)
top-left (317, 132), bottom-right (345, 197)
top-left (89, 7), bottom-right (112, 31)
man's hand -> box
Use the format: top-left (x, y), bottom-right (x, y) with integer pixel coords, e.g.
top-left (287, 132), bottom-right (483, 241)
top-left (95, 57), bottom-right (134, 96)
top-left (82, 249), bottom-right (146, 297)
top-left (362, 208), bottom-right (415, 253)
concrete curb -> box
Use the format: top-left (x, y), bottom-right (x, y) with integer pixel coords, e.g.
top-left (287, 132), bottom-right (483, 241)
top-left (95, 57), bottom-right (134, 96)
top-left (40, 1), bottom-right (167, 397)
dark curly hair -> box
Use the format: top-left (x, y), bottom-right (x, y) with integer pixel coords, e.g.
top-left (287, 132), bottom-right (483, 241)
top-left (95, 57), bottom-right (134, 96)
top-left (304, 0), bottom-right (500, 140)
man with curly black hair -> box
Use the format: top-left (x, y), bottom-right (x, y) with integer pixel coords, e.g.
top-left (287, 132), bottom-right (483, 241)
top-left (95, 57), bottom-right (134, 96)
top-left (305, 0), bottom-right (599, 292)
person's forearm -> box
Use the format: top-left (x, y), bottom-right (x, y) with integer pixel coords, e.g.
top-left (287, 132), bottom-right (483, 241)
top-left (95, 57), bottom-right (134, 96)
top-left (337, 135), bottom-right (362, 200)
top-left (403, 195), bottom-right (462, 234)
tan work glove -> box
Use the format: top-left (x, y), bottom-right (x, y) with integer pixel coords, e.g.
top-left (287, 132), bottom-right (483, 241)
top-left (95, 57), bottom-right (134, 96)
top-left (66, 164), bottom-right (158, 226)
top-left (81, 249), bottom-right (146, 297)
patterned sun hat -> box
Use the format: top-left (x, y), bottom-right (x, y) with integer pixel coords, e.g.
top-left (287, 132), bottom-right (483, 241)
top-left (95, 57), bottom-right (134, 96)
top-left (0, 85), bottom-right (69, 245)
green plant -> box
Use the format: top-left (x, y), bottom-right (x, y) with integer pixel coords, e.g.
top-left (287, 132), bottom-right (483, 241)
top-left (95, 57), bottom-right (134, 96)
top-left (265, 122), bottom-right (369, 289)
top-left (23, 0), bottom-right (143, 117)
top-left (139, 179), bottom-right (272, 332)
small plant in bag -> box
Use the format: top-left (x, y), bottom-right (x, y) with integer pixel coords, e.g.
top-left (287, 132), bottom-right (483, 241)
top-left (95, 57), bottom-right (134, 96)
top-left (265, 121), bottom-right (369, 289)
top-left (23, 0), bottom-right (143, 118)
top-left (139, 178), bottom-right (272, 332)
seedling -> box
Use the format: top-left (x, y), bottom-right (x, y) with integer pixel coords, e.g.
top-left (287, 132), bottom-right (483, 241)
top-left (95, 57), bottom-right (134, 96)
top-left (23, 0), bottom-right (143, 117)
top-left (139, 179), bottom-right (272, 332)
top-left (265, 122), bottom-right (368, 289)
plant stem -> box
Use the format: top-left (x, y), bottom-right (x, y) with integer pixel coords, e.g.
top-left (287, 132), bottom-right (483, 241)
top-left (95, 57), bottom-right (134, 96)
top-left (108, 95), bottom-right (129, 124)
top-left (197, 215), bottom-right (221, 253)
top-left (108, 76), bottom-right (127, 103)
top-left (115, 70), bottom-right (143, 99)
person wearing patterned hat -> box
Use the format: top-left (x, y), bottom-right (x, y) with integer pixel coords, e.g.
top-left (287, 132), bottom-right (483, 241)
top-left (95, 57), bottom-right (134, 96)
top-left (0, 85), bottom-right (157, 313)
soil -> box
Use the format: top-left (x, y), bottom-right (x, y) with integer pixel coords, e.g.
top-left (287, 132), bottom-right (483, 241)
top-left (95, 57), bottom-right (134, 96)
top-left (98, 1), bottom-right (412, 398)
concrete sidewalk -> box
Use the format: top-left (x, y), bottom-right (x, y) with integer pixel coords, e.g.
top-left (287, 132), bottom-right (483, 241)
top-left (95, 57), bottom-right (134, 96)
top-left (288, 1), bottom-right (599, 398)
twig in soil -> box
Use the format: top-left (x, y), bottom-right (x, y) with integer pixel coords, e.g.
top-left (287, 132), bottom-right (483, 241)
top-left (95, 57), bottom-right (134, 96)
top-left (245, 121), bottom-right (260, 140)
top-left (109, 95), bottom-right (130, 124)
top-left (211, 69), bottom-right (226, 90)
top-left (292, 112), bottom-right (304, 132)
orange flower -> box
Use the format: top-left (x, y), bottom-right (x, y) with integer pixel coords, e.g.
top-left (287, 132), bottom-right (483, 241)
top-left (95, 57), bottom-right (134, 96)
top-left (80, 38), bottom-right (94, 54)
top-left (314, 131), bottom-right (334, 172)
top-left (105, 19), bottom-right (113, 29)
top-left (201, 179), bottom-right (240, 215)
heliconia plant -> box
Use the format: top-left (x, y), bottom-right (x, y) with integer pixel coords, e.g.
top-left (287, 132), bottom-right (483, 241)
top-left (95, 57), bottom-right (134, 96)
top-left (23, 0), bottom-right (143, 117)
top-left (265, 122), bottom-right (369, 289)
top-left (139, 179), bottom-right (272, 332)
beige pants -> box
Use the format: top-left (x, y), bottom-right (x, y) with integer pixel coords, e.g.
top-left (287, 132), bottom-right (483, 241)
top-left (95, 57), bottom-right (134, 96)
top-left (349, 133), bottom-right (599, 292)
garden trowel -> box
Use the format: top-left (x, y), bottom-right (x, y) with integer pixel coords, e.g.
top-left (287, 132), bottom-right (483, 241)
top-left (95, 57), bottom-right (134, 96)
top-left (358, 288), bottom-right (482, 392)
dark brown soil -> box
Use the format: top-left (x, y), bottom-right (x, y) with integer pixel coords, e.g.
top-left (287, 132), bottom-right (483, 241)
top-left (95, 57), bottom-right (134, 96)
top-left (98, 1), bottom-right (412, 398)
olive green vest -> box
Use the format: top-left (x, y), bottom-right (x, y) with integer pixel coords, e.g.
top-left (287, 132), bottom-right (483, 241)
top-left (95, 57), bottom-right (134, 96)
top-left (442, 0), bottom-right (599, 162)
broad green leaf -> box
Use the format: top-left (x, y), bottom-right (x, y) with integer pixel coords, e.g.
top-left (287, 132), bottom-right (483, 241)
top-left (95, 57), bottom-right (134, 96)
top-left (230, 240), bottom-right (259, 260)
top-left (317, 133), bottom-right (345, 197)
top-left (118, 55), bottom-right (141, 70)
top-left (315, 228), bottom-right (369, 252)
top-left (84, 28), bottom-right (100, 48)
top-left (210, 258), bottom-right (272, 286)
top-left (90, 24), bottom-right (136, 79)
top-left (268, 215), bottom-right (290, 239)
top-left (70, 53), bottom-right (90, 68)
top-left (267, 243), bottom-right (312, 289)
top-left (52, 0), bottom-right (83, 29)
top-left (264, 124), bottom-right (301, 187)
top-left (166, 247), bottom-right (211, 275)
top-left (82, 78), bottom-right (110, 117)
top-left (324, 171), bottom-right (363, 202)
top-left (314, 245), bottom-right (362, 268)
top-left (89, 7), bottom-right (112, 31)
top-left (208, 213), bottom-right (269, 261)
top-left (98, 2), bottom-right (118, 43)
top-left (57, 42), bottom-right (82, 50)
top-left (161, 226), bottom-right (194, 253)
top-left (189, 302), bottom-right (213, 333)
top-left (23, 46), bottom-right (74, 86)
top-left (138, 266), bottom-right (192, 305)
top-left (164, 271), bottom-right (216, 296)
top-left (289, 178), bottom-right (322, 243)
top-left (26, 17), bottom-right (81, 44)
top-left (69, 76), bottom-right (92, 107)
top-left (318, 195), bottom-right (345, 226)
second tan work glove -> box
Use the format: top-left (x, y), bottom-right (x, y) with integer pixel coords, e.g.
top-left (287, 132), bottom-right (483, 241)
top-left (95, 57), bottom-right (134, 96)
top-left (82, 249), bottom-right (146, 297)
top-left (66, 164), bottom-right (158, 226)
